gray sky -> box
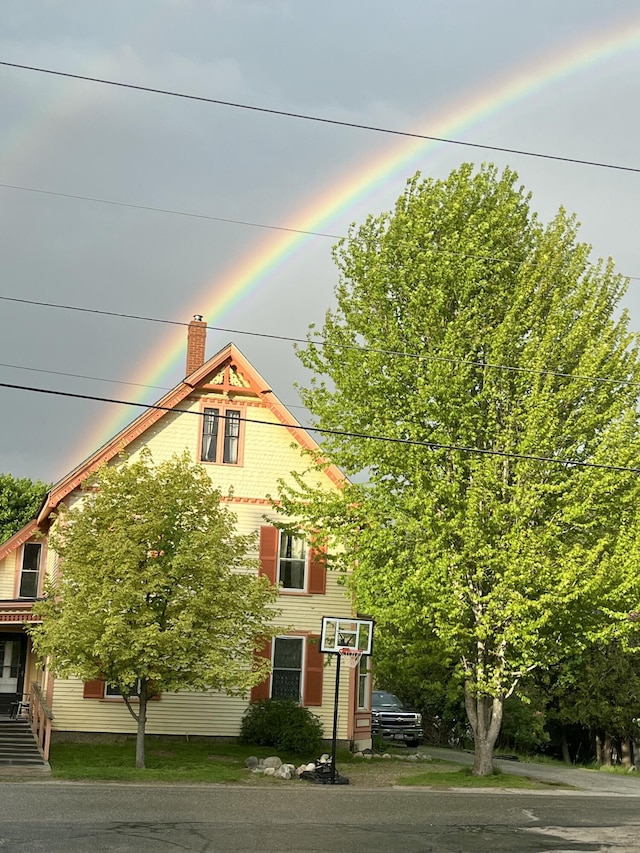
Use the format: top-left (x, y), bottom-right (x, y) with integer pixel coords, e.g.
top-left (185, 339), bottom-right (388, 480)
top-left (2, 0), bottom-right (640, 484)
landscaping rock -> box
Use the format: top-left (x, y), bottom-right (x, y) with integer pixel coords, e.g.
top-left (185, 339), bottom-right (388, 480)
top-left (262, 756), bottom-right (282, 769)
top-left (244, 756), bottom-right (259, 769)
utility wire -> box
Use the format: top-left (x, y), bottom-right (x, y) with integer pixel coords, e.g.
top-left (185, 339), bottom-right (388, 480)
top-left (1, 60), bottom-right (639, 175)
top-left (0, 183), bottom-right (338, 240)
top-left (0, 360), bottom-right (309, 411)
top-left (0, 361), bottom-right (171, 392)
top-left (1, 379), bottom-right (638, 473)
top-left (3, 180), bottom-right (640, 282)
top-left (2, 294), bottom-right (640, 392)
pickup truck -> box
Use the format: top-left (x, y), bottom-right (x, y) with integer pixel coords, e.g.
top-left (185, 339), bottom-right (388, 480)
top-left (371, 690), bottom-right (423, 747)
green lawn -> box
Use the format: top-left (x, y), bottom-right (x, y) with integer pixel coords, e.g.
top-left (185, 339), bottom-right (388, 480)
top-left (395, 764), bottom-right (570, 789)
top-left (48, 740), bottom-right (570, 789)
top-left (49, 740), bottom-right (304, 783)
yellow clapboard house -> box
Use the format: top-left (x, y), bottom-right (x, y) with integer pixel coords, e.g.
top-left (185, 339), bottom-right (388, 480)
top-left (0, 318), bottom-right (373, 758)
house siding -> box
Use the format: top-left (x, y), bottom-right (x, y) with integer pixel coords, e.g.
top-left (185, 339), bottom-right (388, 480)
top-left (0, 553), bottom-right (16, 598)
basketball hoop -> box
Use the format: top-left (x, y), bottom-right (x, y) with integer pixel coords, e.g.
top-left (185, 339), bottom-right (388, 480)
top-left (339, 647), bottom-right (364, 669)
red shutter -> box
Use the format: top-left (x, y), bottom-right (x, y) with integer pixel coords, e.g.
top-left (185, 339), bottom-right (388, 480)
top-left (308, 546), bottom-right (327, 595)
top-left (250, 640), bottom-right (272, 702)
top-left (303, 636), bottom-right (323, 706)
top-left (259, 526), bottom-right (279, 585)
top-left (83, 679), bottom-right (104, 699)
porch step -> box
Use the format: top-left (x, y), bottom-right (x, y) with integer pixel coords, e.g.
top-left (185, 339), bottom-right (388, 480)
top-left (0, 719), bottom-right (49, 770)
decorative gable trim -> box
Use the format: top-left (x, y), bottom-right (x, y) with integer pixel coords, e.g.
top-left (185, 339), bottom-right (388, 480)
top-left (37, 342), bottom-right (348, 525)
top-left (0, 520), bottom-right (39, 562)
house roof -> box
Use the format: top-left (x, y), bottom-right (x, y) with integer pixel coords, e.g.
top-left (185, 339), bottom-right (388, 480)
top-left (33, 342), bottom-right (346, 526)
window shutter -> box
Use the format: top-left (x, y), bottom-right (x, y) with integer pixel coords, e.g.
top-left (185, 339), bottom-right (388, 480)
top-left (303, 636), bottom-right (323, 706)
top-left (308, 546), bottom-right (327, 595)
top-left (259, 526), bottom-right (279, 584)
top-left (83, 679), bottom-right (104, 699)
top-left (250, 640), bottom-right (272, 702)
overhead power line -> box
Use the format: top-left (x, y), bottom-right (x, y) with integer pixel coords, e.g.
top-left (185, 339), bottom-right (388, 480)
top-left (2, 181), bottom-right (639, 282)
top-left (0, 182), bottom-right (338, 240)
top-left (1, 294), bottom-right (639, 392)
top-left (1, 60), bottom-right (639, 174)
top-left (1, 379), bottom-right (637, 474)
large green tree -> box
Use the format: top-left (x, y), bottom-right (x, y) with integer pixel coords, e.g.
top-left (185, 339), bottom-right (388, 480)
top-left (0, 473), bottom-right (49, 541)
top-left (278, 163), bottom-right (640, 774)
top-left (31, 451), bottom-right (280, 768)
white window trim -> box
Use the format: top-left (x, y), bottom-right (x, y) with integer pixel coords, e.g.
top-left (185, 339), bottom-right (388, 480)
top-left (277, 532), bottom-right (308, 594)
top-left (270, 635), bottom-right (305, 703)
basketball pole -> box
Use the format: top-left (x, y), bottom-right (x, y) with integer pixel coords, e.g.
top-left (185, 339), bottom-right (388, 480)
top-left (330, 651), bottom-right (341, 784)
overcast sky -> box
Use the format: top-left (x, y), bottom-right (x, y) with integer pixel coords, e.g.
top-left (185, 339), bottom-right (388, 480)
top-left (2, 0), bottom-right (640, 485)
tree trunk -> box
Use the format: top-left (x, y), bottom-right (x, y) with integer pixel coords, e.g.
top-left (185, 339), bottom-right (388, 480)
top-left (620, 738), bottom-right (632, 769)
top-left (560, 728), bottom-right (571, 764)
top-left (135, 680), bottom-right (148, 769)
top-left (595, 733), bottom-right (603, 765)
top-left (464, 683), bottom-right (503, 776)
top-left (602, 734), bottom-right (612, 767)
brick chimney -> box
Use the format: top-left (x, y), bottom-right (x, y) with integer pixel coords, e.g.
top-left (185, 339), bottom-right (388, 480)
top-left (186, 315), bottom-right (207, 375)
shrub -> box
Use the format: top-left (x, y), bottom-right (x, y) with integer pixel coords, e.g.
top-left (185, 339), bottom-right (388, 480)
top-left (240, 699), bottom-right (324, 754)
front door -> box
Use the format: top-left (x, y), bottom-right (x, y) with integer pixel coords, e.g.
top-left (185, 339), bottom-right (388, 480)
top-left (0, 636), bottom-right (25, 714)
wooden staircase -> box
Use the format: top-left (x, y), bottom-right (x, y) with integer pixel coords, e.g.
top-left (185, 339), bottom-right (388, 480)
top-left (0, 717), bottom-right (50, 773)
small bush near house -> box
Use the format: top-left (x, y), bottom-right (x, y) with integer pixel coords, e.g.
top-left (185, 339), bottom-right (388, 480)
top-left (240, 699), bottom-right (324, 754)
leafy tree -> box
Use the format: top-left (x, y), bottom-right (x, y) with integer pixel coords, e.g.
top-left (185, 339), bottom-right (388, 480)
top-left (30, 451), bottom-right (280, 768)
top-left (277, 163), bottom-right (640, 774)
top-left (545, 640), bottom-right (640, 767)
top-left (0, 473), bottom-right (49, 541)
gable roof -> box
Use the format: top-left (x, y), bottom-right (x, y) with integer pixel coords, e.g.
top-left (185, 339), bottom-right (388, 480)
top-left (35, 342), bottom-right (346, 525)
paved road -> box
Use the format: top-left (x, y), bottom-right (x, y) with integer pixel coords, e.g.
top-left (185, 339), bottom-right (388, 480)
top-left (2, 782), bottom-right (640, 852)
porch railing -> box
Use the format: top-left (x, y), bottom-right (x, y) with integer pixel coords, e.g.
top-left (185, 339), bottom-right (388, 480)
top-left (29, 681), bottom-right (54, 761)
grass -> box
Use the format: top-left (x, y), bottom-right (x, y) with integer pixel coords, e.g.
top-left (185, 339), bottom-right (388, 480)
top-left (395, 764), bottom-right (568, 789)
top-left (48, 741), bottom-right (571, 788)
top-left (49, 739), bottom-right (307, 783)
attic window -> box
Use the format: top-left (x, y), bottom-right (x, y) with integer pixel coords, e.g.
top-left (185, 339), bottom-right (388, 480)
top-left (201, 407), bottom-right (242, 465)
top-left (19, 542), bottom-right (41, 598)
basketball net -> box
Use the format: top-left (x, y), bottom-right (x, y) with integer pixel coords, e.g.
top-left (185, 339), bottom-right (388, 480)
top-left (339, 648), bottom-right (364, 669)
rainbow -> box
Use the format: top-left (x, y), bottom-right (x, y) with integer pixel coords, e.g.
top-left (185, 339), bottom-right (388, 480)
top-left (74, 13), bottom-right (640, 465)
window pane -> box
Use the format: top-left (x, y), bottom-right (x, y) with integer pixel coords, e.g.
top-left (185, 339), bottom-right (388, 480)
top-left (281, 535), bottom-right (305, 561)
top-left (201, 408), bottom-right (219, 462)
top-left (9, 641), bottom-right (21, 679)
top-left (273, 637), bottom-right (303, 669)
top-left (279, 534), bottom-right (306, 590)
top-left (19, 571), bottom-right (39, 598)
top-left (223, 410), bottom-right (240, 464)
top-left (105, 680), bottom-right (141, 697)
top-left (358, 659), bottom-right (370, 709)
top-left (279, 561), bottom-right (305, 589)
top-left (271, 670), bottom-right (301, 701)
top-left (22, 543), bottom-right (41, 571)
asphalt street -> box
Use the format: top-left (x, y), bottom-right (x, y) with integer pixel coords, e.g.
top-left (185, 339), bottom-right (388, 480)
top-left (1, 781), bottom-right (640, 852)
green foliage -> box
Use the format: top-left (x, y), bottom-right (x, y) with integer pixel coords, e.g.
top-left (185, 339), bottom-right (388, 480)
top-left (498, 691), bottom-right (550, 755)
top-left (30, 450), bottom-right (281, 766)
top-left (0, 473), bottom-right (49, 541)
top-left (545, 640), bottom-right (640, 742)
top-left (277, 163), bottom-right (640, 773)
top-left (240, 699), bottom-right (324, 754)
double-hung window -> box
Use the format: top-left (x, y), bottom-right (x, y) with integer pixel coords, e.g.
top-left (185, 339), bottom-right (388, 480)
top-left (278, 532), bottom-right (306, 590)
top-left (201, 407), bottom-right (241, 464)
top-left (19, 543), bottom-right (41, 598)
top-left (357, 658), bottom-right (372, 710)
top-left (271, 637), bottom-right (303, 701)
top-left (105, 680), bottom-right (142, 699)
